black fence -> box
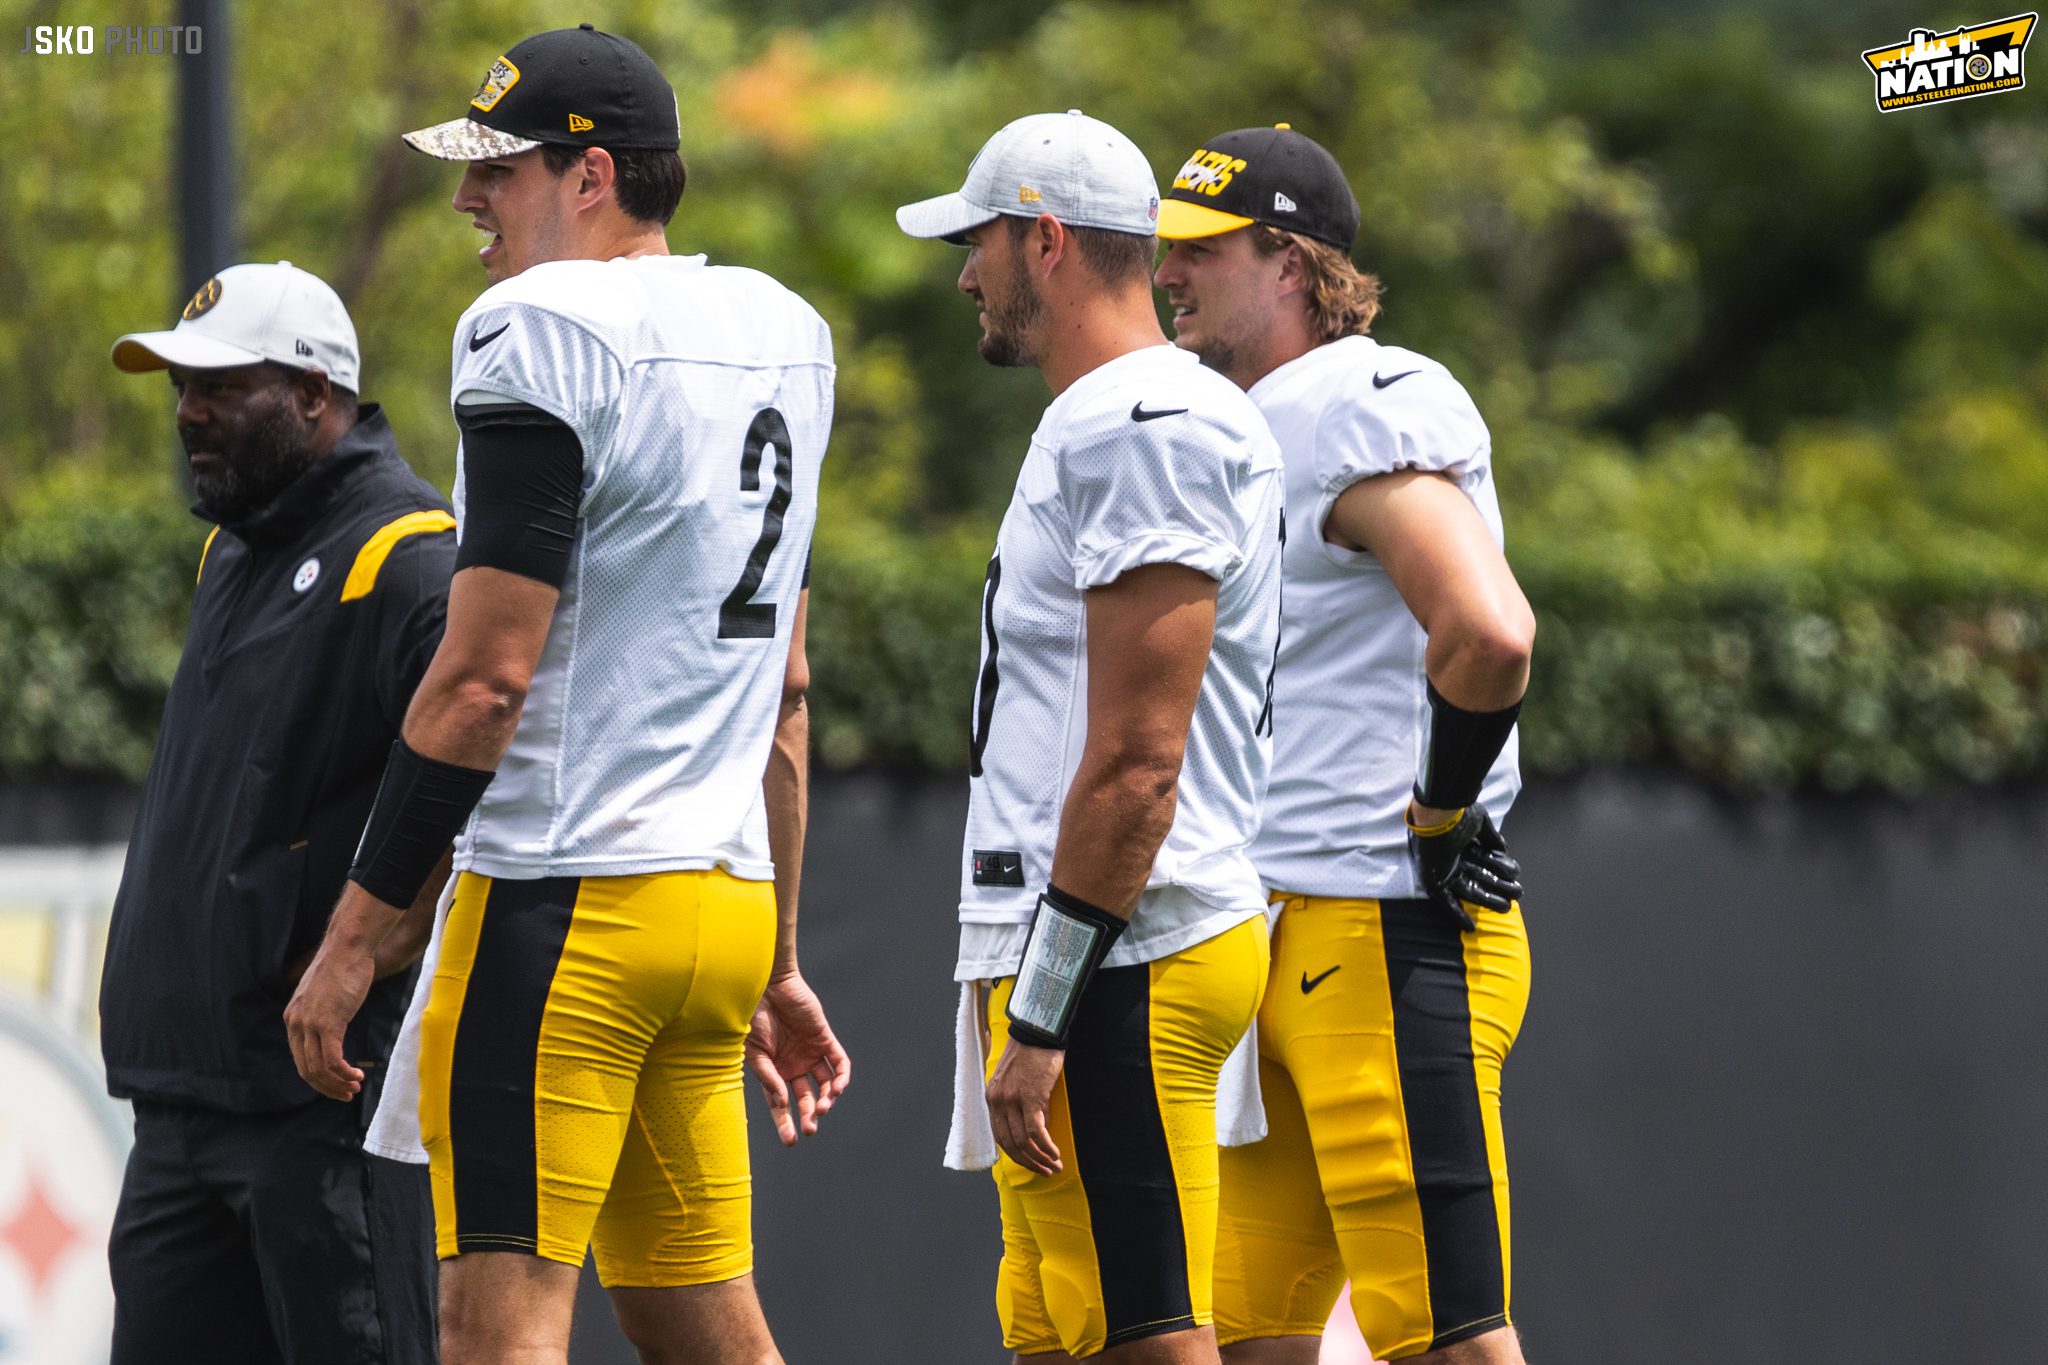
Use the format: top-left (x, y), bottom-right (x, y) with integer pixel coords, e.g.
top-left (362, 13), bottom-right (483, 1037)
top-left (17, 772), bottom-right (2042, 1362)
top-left (692, 774), bottom-right (2048, 1364)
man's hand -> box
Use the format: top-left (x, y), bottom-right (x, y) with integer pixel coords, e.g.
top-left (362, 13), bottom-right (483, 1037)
top-left (1408, 801), bottom-right (1523, 931)
top-left (986, 1038), bottom-right (1065, 1177)
top-left (745, 972), bottom-right (850, 1147)
top-left (285, 938), bottom-right (378, 1100)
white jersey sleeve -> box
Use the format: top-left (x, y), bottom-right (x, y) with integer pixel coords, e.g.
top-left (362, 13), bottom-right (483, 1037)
top-left (1308, 355), bottom-right (1490, 563)
top-left (450, 299), bottom-right (625, 473)
top-left (1058, 405), bottom-right (1254, 588)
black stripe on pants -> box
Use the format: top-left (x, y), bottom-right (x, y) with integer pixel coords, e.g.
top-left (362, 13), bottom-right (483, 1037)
top-left (1383, 897), bottom-right (1510, 1350)
top-left (448, 875), bottom-right (579, 1253)
top-left (1064, 960), bottom-right (1197, 1348)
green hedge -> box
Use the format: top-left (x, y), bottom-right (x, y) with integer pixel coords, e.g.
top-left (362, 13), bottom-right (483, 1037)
top-left (13, 464), bottom-right (2039, 795)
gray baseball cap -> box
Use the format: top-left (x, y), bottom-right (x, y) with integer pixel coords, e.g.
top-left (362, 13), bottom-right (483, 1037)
top-left (111, 261), bottom-right (361, 392)
top-left (896, 109), bottom-right (1162, 244)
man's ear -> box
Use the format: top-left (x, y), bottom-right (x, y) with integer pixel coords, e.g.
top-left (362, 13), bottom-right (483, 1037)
top-left (573, 147), bottom-right (618, 210)
top-left (1273, 240), bottom-right (1308, 300)
top-left (293, 367), bottom-right (335, 423)
top-left (1031, 212), bottom-right (1068, 279)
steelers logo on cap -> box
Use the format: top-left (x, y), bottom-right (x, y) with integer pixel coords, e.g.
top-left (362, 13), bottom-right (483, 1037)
top-left (182, 278), bottom-right (222, 322)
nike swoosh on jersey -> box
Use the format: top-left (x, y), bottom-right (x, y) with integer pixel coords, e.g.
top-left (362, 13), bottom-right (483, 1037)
top-left (1131, 402), bottom-right (1190, 422)
top-left (1300, 965), bottom-right (1341, 993)
top-left (1371, 370), bottom-right (1420, 389)
top-left (468, 322), bottom-right (511, 352)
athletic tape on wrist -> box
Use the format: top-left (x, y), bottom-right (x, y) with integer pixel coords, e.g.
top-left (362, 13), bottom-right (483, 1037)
top-left (347, 739), bottom-right (493, 908)
top-left (1414, 680), bottom-right (1521, 811)
top-left (1004, 885), bottom-right (1127, 1050)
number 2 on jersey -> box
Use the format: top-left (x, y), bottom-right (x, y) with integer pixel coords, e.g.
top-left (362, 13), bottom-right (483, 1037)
top-left (719, 407), bottom-right (794, 640)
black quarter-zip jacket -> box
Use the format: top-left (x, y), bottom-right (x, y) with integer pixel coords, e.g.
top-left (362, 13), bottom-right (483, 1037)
top-left (101, 405), bottom-right (457, 1111)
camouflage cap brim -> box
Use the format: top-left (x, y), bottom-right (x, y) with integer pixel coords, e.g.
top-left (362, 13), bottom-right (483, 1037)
top-left (401, 116), bottom-right (542, 161)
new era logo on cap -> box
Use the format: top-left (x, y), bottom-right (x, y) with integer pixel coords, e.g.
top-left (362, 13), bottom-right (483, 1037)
top-left (1275, 192), bottom-right (1297, 212)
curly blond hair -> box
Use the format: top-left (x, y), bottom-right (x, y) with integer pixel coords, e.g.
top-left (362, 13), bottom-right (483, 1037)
top-left (1248, 223), bottom-right (1383, 342)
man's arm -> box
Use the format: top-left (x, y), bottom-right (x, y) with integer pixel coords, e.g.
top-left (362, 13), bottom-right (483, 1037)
top-left (745, 590), bottom-right (851, 1145)
top-left (986, 562), bottom-right (1218, 1175)
top-left (1326, 469), bottom-right (1533, 920)
top-left (1325, 469), bottom-right (1533, 718)
top-left (287, 566), bottom-right (559, 1098)
top-left (766, 589), bottom-right (811, 974)
top-left (373, 845), bottom-right (454, 979)
top-left (1046, 565), bottom-right (1218, 907)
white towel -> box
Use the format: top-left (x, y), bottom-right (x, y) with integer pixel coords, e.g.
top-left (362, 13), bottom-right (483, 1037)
top-left (362, 877), bottom-right (456, 1164)
top-left (942, 977), bottom-right (1267, 1173)
top-left (943, 982), bottom-right (1000, 1171)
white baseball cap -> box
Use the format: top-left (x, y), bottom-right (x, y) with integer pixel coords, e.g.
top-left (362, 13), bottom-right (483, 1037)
top-left (111, 261), bottom-right (362, 393)
top-left (896, 109), bottom-right (1162, 244)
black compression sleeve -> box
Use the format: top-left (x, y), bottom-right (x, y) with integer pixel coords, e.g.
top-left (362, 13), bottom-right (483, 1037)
top-left (348, 739), bottom-right (493, 908)
top-left (1413, 679), bottom-right (1522, 810)
top-left (454, 401), bottom-right (584, 587)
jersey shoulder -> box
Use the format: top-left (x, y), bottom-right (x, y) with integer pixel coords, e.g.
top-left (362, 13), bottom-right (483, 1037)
top-left (1053, 347), bottom-right (1274, 468)
top-left (458, 260), bottom-right (636, 351)
top-left (1269, 335), bottom-right (1481, 432)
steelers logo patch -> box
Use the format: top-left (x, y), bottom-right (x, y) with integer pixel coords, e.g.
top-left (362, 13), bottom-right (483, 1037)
top-left (181, 277), bottom-right (222, 322)
top-left (471, 56), bottom-right (521, 112)
top-left (293, 557), bottom-right (321, 593)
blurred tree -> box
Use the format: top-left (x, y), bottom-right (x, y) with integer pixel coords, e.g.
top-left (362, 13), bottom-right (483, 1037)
top-left (2, 0), bottom-right (2043, 789)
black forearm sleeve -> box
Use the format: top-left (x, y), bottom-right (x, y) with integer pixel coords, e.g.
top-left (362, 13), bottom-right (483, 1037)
top-left (348, 739), bottom-right (493, 908)
top-left (1414, 679), bottom-right (1522, 810)
top-left (454, 400), bottom-right (584, 587)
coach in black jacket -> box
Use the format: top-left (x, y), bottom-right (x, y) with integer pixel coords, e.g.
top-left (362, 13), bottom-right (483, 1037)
top-left (99, 262), bottom-right (453, 1365)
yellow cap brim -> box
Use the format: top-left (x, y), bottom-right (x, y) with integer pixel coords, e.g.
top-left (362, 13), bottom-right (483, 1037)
top-left (1156, 198), bottom-right (1256, 240)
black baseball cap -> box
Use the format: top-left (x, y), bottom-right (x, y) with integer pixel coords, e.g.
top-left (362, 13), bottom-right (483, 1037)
top-left (1156, 124), bottom-right (1360, 251)
top-left (402, 24), bottom-right (681, 161)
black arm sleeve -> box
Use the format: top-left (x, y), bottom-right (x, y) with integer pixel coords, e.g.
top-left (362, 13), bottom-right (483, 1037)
top-left (454, 401), bottom-right (584, 587)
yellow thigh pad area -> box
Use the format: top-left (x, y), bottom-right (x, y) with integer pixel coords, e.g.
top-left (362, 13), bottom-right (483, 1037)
top-left (986, 915), bottom-right (1269, 1359)
top-left (417, 869), bottom-right (776, 1286)
top-left (1213, 895), bottom-right (1530, 1360)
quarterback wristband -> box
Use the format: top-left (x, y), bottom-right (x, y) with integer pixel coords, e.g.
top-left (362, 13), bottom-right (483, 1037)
top-left (1005, 885), bottom-right (1128, 1050)
top-left (347, 739), bottom-right (493, 908)
top-left (1413, 680), bottom-right (1521, 811)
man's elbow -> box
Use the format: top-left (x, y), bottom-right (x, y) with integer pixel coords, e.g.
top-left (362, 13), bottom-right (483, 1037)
top-left (1452, 603), bottom-right (1536, 691)
top-left (1097, 745), bottom-right (1185, 807)
top-left (441, 669), bottom-right (530, 728)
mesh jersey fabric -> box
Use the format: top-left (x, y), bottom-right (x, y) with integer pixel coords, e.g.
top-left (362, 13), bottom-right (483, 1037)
top-left (955, 344), bottom-right (1284, 978)
top-left (445, 254), bottom-right (835, 881)
top-left (1244, 334), bottom-right (1519, 900)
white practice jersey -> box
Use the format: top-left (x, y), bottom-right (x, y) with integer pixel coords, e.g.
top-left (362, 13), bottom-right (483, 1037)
top-left (447, 254), bottom-right (834, 880)
top-left (1247, 334), bottom-right (1520, 900)
top-left (954, 345), bottom-right (1283, 981)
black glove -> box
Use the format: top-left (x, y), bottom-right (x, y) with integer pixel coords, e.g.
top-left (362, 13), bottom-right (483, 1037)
top-left (1407, 803), bottom-right (1522, 931)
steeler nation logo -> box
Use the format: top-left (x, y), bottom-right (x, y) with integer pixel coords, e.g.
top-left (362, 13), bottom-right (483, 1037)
top-left (1863, 13), bottom-right (2036, 110)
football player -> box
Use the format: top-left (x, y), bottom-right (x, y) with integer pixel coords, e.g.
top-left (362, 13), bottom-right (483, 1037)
top-left (1154, 125), bottom-right (1535, 1365)
top-left (898, 111), bottom-right (1285, 1364)
top-left (285, 26), bottom-right (847, 1365)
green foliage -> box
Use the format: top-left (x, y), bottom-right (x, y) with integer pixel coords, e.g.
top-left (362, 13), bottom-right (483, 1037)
top-left (3, 0), bottom-right (2045, 792)
top-left (0, 468), bottom-right (195, 776)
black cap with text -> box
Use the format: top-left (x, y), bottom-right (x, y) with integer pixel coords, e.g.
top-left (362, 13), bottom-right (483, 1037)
top-left (1156, 125), bottom-right (1360, 250)
top-left (401, 24), bottom-right (681, 162)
